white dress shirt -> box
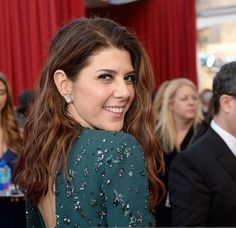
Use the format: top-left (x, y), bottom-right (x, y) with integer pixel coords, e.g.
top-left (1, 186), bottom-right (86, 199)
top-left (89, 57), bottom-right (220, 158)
top-left (211, 119), bottom-right (236, 156)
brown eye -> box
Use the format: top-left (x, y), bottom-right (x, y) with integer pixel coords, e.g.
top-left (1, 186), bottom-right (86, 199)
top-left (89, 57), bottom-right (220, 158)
top-left (124, 75), bottom-right (135, 84)
top-left (0, 90), bottom-right (6, 96)
top-left (98, 74), bottom-right (112, 80)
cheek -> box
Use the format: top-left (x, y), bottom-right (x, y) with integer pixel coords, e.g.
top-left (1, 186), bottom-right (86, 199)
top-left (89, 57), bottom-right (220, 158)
top-left (172, 101), bottom-right (181, 110)
top-left (194, 100), bottom-right (199, 107)
top-left (129, 88), bottom-right (135, 102)
top-left (0, 96), bottom-right (7, 106)
top-left (78, 86), bottom-right (111, 107)
top-left (172, 102), bottom-right (186, 116)
top-left (130, 89), bottom-right (135, 103)
top-left (231, 107), bottom-right (236, 119)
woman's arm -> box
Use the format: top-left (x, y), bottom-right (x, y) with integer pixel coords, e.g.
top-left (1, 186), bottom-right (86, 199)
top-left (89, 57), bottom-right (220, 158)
top-left (103, 133), bottom-right (155, 227)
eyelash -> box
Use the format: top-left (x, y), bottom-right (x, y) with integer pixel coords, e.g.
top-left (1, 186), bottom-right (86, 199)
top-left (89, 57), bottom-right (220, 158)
top-left (98, 74), bottom-right (112, 80)
top-left (124, 75), bottom-right (136, 83)
top-left (98, 74), bottom-right (136, 83)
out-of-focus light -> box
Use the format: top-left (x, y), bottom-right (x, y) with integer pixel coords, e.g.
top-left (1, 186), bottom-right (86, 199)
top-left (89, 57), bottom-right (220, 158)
top-left (206, 54), bottom-right (216, 68)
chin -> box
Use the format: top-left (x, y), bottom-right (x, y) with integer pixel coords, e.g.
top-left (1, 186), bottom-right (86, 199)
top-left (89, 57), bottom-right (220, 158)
top-left (102, 123), bottom-right (123, 132)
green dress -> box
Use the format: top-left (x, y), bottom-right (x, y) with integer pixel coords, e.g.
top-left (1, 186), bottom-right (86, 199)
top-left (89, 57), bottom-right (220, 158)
top-left (27, 128), bottom-right (155, 227)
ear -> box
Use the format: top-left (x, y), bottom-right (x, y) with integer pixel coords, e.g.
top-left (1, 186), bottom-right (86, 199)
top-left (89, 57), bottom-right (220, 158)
top-left (219, 95), bottom-right (232, 113)
top-left (53, 70), bottom-right (72, 97)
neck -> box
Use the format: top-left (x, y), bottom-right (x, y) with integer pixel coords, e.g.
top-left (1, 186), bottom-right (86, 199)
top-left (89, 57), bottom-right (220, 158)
top-left (174, 118), bottom-right (193, 150)
top-left (214, 115), bottom-right (236, 137)
top-left (174, 118), bottom-right (193, 131)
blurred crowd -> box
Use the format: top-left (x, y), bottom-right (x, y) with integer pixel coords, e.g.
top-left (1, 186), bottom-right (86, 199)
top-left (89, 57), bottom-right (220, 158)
top-left (0, 72), bottom-right (34, 227)
top-left (153, 61), bottom-right (236, 227)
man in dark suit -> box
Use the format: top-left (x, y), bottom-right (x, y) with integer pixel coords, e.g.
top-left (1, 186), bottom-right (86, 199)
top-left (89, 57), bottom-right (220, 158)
top-left (169, 61), bottom-right (236, 227)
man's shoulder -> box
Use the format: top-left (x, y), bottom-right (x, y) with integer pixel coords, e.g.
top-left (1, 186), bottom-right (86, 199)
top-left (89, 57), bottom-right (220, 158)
top-left (177, 128), bottom-right (219, 163)
top-left (186, 128), bottom-right (220, 153)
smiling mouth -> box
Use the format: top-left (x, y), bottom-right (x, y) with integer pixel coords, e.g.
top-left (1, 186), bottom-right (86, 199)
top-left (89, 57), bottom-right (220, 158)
top-left (103, 106), bottom-right (124, 114)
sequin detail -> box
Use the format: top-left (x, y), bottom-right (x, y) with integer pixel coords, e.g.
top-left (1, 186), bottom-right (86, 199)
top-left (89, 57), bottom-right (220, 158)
top-left (26, 129), bottom-right (155, 227)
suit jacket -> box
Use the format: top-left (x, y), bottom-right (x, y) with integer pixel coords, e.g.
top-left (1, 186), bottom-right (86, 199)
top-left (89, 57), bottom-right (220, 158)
top-left (169, 127), bottom-right (236, 227)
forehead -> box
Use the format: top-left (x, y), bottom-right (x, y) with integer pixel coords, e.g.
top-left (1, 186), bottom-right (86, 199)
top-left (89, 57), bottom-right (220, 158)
top-left (175, 84), bottom-right (196, 95)
top-left (86, 47), bottom-right (133, 70)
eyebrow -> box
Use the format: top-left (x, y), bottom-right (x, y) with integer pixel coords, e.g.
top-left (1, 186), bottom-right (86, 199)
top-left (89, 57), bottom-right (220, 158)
top-left (96, 69), bottom-right (136, 75)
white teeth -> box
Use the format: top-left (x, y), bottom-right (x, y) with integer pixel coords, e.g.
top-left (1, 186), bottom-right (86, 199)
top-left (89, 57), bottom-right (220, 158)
top-left (104, 107), bottom-right (124, 113)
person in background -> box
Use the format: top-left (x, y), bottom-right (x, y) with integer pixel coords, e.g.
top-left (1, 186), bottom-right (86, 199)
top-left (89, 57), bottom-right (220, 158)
top-left (155, 78), bottom-right (202, 226)
top-left (152, 80), bottom-right (171, 125)
top-left (16, 89), bottom-right (35, 136)
top-left (199, 88), bottom-right (213, 117)
top-left (169, 61), bottom-right (236, 227)
top-left (192, 95), bottom-right (214, 142)
top-left (0, 72), bottom-right (26, 228)
top-left (14, 17), bottom-right (165, 227)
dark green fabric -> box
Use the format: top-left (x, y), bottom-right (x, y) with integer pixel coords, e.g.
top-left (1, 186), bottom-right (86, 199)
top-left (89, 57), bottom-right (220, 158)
top-left (27, 128), bottom-right (154, 227)
top-left (26, 201), bottom-right (46, 228)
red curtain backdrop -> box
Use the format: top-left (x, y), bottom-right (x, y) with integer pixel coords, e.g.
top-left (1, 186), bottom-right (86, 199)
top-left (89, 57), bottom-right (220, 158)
top-left (87, 0), bottom-right (197, 89)
top-left (0, 0), bottom-right (85, 104)
top-left (0, 0), bottom-right (196, 103)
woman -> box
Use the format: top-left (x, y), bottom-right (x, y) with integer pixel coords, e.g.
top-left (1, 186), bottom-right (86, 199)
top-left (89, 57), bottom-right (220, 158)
top-left (155, 78), bottom-right (202, 226)
top-left (14, 17), bottom-right (165, 227)
top-left (0, 72), bottom-right (26, 227)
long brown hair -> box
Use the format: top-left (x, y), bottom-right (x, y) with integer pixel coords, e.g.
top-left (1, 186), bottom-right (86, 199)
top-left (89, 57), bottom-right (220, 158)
top-left (0, 72), bottom-right (22, 153)
top-left (14, 17), bottom-right (165, 211)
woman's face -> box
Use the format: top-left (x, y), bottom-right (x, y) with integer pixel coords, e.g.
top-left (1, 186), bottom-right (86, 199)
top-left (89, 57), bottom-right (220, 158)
top-left (0, 81), bottom-right (7, 112)
top-left (68, 47), bottom-right (135, 131)
top-left (171, 85), bottom-right (198, 122)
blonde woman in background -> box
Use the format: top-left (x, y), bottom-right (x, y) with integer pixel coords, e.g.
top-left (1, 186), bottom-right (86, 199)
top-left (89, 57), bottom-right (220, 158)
top-left (0, 72), bottom-right (26, 227)
top-left (155, 78), bottom-right (202, 227)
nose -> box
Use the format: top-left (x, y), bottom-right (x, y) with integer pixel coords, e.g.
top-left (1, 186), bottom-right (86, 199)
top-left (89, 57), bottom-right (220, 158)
top-left (113, 79), bottom-right (130, 100)
top-left (188, 97), bottom-right (196, 105)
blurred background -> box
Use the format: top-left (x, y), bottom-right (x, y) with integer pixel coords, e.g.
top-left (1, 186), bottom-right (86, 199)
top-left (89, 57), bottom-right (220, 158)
top-left (197, 0), bottom-right (236, 91)
top-left (0, 0), bottom-right (236, 103)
